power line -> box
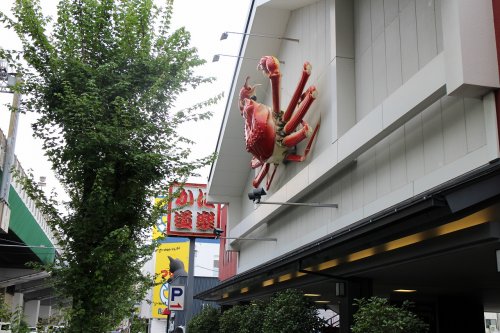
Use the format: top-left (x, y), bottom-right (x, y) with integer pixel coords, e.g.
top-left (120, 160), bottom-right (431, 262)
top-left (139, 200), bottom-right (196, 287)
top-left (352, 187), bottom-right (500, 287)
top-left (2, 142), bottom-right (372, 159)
top-left (0, 238), bottom-right (26, 245)
top-left (195, 265), bottom-right (219, 273)
top-left (0, 244), bottom-right (61, 250)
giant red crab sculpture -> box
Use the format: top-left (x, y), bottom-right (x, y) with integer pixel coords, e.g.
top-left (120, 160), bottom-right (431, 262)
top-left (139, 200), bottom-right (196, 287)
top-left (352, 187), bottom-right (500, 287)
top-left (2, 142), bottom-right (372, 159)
top-left (239, 56), bottom-right (320, 190)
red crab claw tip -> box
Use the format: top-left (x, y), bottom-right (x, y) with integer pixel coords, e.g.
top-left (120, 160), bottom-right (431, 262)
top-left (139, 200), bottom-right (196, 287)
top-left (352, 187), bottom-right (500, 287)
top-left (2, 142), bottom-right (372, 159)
top-left (239, 77), bottom-right (254, 102)
top-left (304, 61), bottom-right (312, 75)
top-left (240, 83), bottom-right (261, 99)
top-left (257, 58), bottom-right (267, 71)
top-left (309, 86), bottom-right (318, 98)
top-left (257, 56), bottom-right (280, 76)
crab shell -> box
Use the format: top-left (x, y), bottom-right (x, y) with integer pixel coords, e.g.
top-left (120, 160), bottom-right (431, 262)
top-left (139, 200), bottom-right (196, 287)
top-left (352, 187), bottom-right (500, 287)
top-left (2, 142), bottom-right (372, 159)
top-left (242, 98), bottom-right (278, 163)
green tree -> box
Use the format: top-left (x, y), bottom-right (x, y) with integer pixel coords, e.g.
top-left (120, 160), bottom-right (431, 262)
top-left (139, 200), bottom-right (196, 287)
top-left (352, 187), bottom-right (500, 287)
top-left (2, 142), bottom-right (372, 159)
top-left (129, 315), bottom-right (148, 333)
top-left (0, 0), bottom-right (221, 332)
top-left (351, 296), bottom-right (429, 333)
top-left (187, 306), bottom-right (220, 333)
top-left (262, 289), bottom-right (324, 333)
top-left (0, 295), bottom-right (10, 322)
top-left (0, 296), bottom-right (30, 333)
top-left (11, 314), bottom-right (30, 333)
top-left (219, 305), bottom-right (245, 333)
top-left (239, 301), bottom-right (265, 333)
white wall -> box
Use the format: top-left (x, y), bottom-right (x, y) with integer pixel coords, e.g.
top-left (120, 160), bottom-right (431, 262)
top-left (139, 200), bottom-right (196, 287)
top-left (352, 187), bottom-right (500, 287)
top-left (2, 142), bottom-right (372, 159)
top-left (150, 318), bottom-right (167, 333)
top-left (233, 0), bottom-right (499, 273)
top-left (194, 242), bottom-right (219, 277)
top-left (355, 0), bottom-right (442, 120)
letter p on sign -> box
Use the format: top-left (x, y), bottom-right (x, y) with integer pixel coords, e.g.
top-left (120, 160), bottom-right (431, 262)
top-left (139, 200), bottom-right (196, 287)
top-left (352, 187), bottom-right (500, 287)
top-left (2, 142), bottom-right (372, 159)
top-left (168, 286), bottom-right (185, 311)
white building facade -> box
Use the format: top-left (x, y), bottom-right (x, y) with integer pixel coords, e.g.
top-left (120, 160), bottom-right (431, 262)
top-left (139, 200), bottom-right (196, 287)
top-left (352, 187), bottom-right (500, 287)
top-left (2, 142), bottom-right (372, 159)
top-left (200, 0), bottom-right (500, 332)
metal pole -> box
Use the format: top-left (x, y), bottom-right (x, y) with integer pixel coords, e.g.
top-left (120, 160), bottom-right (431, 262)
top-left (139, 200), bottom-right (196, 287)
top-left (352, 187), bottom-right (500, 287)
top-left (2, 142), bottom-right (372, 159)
top-left (219, 237), bottom-right (277, 241)
top-left (0, 75), bottom-right (21, 203)
top-left (224, 31), bottom-right (300, 42)
top-left (213, 54), bottom-right (285, 64)
top-left (184, 237), bottom-right (196, 331)
top-left (257, 201), bottom-right (338, 208)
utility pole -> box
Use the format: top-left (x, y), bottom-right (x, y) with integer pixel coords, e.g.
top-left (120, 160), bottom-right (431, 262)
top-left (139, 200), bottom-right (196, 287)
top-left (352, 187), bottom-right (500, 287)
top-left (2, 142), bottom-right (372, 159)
top-left (0, 56), bottom-right (21, 233)
top-left (184, 237), bottom-right (196, 330)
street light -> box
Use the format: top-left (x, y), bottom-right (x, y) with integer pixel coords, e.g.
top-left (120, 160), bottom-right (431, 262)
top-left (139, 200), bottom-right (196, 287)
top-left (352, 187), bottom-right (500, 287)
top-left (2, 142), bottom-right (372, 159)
top-left (213, 227), bottom-right (277, 241)
top-left (248, 187), bottom-right (338, 208)
top-left (0, 55), bottom-right (21, 233)
top-left (220, 31), bottom-right (300, 43)
top-left (0, 58), bottom-right (17, 92)
top-left (0, 58), bottom-right (7, 79)
top-left (212, 54), bottom-right (260, 63)
top-left (212, 54), bottom-right (285, 64)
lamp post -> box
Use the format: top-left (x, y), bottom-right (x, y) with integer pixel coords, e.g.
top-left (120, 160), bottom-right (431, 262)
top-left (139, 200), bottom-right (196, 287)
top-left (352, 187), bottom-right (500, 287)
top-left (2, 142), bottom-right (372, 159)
top-left (248, 188), bottom-right (338, 208)
top-left (220, 31), bottom-right (300, 43)
top-left (212, 54), bottom-right (285, 64)
top-left (0, 56), bottom-right (21, 233)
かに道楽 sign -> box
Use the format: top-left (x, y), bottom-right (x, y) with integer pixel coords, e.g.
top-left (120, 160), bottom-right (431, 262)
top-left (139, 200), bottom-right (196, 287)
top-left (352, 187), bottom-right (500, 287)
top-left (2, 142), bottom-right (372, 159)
top-left (163, 183), bottom-right (220, 238)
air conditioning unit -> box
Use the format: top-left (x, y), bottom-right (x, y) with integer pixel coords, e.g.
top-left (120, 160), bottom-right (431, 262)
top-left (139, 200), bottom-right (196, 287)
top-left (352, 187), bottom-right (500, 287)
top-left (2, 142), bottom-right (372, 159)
top-left (0, 200), bottom-right (11, 233)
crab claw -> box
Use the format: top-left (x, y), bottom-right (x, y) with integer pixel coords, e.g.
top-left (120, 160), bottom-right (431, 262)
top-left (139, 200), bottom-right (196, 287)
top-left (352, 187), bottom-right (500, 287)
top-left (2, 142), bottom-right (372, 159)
top-left (239, 76), bottom-right (260, 114)
top-left (239, 76), bottom-right (253, 113)
top-left (258, 56), bottom-right (282, 115)
top-left (258, 56), bottom-right (280, 77)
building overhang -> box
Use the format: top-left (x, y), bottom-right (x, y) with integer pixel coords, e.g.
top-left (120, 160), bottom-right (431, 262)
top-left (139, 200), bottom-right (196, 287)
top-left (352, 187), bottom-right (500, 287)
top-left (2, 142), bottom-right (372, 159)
top-left (198, 159), bottom-right (500, 306)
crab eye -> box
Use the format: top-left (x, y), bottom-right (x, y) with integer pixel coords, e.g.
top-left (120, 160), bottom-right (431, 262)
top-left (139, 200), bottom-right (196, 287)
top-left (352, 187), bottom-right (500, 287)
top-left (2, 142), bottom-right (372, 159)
top-left (250, 96), bottom-right (257, 101)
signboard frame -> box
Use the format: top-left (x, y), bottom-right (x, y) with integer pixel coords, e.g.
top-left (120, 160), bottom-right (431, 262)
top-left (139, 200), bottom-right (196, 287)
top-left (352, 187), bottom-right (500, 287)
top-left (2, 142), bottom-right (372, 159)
top-left (165, 183), bottom-right (221, 238)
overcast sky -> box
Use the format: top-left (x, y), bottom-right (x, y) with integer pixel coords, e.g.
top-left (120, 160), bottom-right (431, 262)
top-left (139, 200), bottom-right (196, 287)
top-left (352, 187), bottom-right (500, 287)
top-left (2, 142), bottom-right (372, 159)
top-left (0, 0), bottom-right (251, 206)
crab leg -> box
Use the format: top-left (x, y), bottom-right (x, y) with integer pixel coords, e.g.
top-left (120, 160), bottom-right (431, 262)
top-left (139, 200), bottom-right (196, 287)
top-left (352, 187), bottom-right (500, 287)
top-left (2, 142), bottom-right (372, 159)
top-left (258, 56), bottom-right (281, 115)
top-left (265, 164), bottom-right (279, 190)
top-left (282, 120), bottom-right (311, 147)
top-left (250, 156), bottom-right (265, 169)
top-left (283, 86), bottom-right (317, 135)
top-left (285, 121), bottom-right (321, 162)
top-left (283, 61), bottom-right (312, 122)
top-left (253, 163), bottom-right (270, 188)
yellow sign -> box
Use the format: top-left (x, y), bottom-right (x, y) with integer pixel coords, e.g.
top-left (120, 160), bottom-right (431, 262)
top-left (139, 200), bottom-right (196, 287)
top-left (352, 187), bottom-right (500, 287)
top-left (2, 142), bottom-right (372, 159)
top-left (153, 197), bottom-right (169, 240)
top-left (152, 240), bottom-right (190, 318)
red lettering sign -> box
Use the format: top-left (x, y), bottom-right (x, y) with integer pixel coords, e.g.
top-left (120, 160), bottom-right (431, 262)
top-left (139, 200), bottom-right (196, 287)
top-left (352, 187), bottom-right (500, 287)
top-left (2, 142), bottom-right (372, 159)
top-left (164, 183), bottom-right (220, 238)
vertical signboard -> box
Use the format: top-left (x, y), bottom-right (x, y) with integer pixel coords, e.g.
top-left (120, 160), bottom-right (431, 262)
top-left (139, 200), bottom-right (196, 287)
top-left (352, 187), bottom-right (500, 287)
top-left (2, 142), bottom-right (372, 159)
top-left (151, 183), bottom-right (220, 319)
top-left (163, 183), bottom-right (220, 238)
top-left (152, 240), bottom-right (189, 318)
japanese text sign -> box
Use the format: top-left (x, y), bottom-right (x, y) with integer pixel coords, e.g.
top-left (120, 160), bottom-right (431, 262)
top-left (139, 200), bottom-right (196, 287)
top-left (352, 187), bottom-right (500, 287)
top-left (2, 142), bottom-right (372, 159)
top-left (162, 183), bottom-right (220, 238)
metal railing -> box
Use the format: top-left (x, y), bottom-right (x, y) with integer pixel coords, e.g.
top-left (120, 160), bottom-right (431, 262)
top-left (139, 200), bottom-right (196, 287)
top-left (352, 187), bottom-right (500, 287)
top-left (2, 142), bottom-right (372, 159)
top-left (0, 129), bottom-right (59, 250)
